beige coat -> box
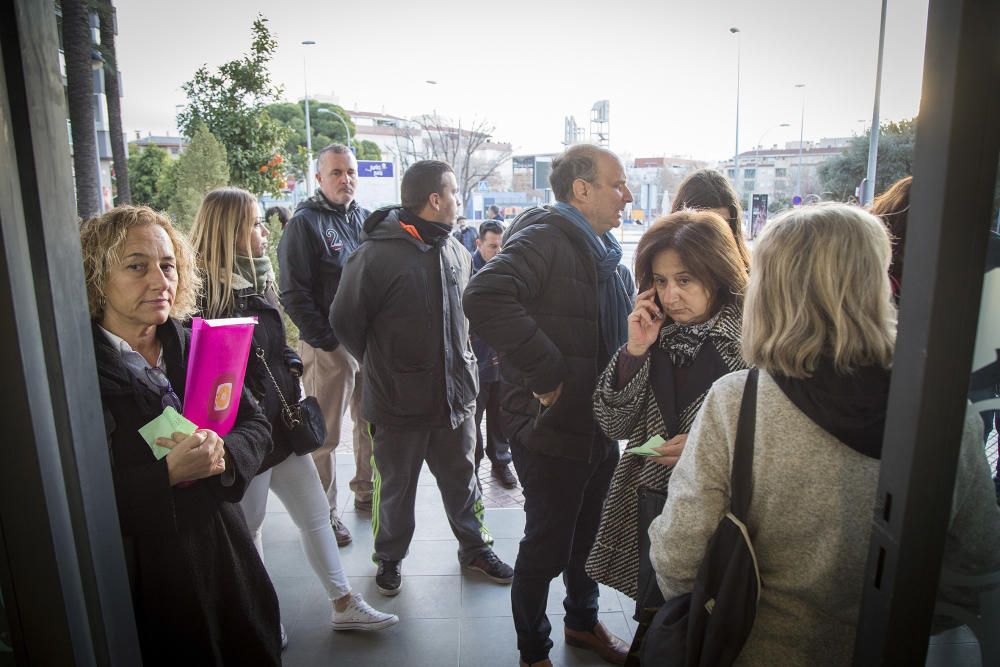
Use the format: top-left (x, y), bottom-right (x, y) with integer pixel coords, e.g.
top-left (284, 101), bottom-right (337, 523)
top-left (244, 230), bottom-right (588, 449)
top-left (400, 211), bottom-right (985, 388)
top-left (650, 369), bottom-right (1000, 666)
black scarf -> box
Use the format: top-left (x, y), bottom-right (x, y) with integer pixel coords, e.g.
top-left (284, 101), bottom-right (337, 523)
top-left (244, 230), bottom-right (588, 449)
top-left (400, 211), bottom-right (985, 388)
top-left (658, 303), bottom-right (741, 367)
top-left (771, 358), bottom-right (891, 459)
top-left (399, 210), bottom-right (453, 247)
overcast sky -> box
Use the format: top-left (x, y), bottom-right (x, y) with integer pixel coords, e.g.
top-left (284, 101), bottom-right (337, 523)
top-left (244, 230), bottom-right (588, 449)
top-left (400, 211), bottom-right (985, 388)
top-left (115, 0), bottom-right (929, 162)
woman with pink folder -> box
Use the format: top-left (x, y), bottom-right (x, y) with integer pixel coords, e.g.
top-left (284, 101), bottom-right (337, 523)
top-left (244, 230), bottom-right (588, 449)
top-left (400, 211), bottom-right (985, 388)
top-left (81, 206), bottom-right (280, 665)
top-left (190, 188), bottom-right (397, 644)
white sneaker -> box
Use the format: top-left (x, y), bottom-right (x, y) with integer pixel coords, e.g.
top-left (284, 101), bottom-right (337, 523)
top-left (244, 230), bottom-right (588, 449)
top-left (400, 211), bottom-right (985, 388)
top-left (331, 592), bottom-right (399, 631)
top-left (280, 623), bottom-right (288, 650)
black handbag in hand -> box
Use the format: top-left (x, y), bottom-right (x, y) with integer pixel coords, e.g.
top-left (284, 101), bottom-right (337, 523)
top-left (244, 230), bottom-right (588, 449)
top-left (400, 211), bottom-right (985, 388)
top-left (255, 348), bottom-right (327, 456)
top-left (640, 368), bottom-right (761, 667)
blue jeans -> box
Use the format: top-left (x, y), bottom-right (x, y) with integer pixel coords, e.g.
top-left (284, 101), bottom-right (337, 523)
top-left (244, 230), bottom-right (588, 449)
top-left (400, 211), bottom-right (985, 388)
top-left (510, 438), bottom-right (619, 663)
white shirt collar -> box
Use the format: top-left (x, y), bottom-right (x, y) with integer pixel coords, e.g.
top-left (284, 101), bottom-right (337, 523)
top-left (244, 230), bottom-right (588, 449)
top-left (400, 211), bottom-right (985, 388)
top-left (98, 325), bottom-right (164, 369)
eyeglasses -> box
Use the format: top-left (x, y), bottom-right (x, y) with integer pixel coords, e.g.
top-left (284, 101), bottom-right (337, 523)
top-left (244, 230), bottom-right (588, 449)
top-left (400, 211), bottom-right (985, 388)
top-left (145, 366), bottom-right (183, 412)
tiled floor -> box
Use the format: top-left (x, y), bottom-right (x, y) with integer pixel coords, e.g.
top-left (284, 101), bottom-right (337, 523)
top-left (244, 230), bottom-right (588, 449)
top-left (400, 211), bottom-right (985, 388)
top-left (263, 423), bottom-right (995, 666)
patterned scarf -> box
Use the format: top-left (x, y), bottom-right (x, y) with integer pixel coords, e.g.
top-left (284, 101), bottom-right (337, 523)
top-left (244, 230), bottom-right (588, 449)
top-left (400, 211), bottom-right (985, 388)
top-left (658, 302), bottom-right (742, 367)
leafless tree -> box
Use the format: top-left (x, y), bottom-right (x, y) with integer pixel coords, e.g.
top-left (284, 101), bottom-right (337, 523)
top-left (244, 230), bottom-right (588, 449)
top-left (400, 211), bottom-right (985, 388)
top-left (390, 113), bottom-right (511, 206)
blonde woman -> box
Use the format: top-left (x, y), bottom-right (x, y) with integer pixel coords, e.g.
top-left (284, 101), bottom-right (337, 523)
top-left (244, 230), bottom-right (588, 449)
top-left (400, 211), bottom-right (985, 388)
top-left (190, 188), bottom-right (397, 641)
top-left (650, 203), bottom-right (1000, 665)
top-left (81, 206), bottom-right (281, 665)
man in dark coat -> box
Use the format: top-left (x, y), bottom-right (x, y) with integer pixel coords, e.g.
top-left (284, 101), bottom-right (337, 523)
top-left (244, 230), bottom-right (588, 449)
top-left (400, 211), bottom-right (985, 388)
top-left (453, 215), bottom-right (478, 254)
top-left (330, 160), bottom-right (514, 597)
top-left (464, 144), bottom-right (635, 667)
top-left (469, 220), bottom-right (516, 488)
top-left (278, 143), bottom-right (372, 546)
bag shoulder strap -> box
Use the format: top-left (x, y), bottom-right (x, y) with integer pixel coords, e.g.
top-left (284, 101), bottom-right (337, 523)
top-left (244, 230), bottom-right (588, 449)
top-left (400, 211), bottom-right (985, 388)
top-left (730, 368), bottom-right (758, 521)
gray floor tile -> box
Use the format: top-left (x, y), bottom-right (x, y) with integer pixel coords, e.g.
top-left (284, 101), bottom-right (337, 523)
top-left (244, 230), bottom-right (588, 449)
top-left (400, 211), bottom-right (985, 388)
top-left (271, 575), bottom-right (329, 625)
top-left (458, 612), bottom-right (632, 667)
top-left (348, 574), bottom-right (463, 620)
top-left (282, 617), bottom-right (459, 667)
top-left (482, 507), bottom-right (527, 540)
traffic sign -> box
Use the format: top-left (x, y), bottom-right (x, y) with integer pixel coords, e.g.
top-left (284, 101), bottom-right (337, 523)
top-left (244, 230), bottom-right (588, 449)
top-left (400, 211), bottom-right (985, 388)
top-left (792, 195), bottom-right (803, 206)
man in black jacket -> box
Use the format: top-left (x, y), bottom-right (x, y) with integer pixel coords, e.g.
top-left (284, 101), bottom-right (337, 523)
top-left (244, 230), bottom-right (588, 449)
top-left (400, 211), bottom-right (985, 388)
top-left (330, 160), bottom-right (514, 597)
top-left (470, 220), bottom-right (516, 488)
top-left (464, 145), bottom-right (635, 667)
top-left (277, 143), bottom-right (371, 547)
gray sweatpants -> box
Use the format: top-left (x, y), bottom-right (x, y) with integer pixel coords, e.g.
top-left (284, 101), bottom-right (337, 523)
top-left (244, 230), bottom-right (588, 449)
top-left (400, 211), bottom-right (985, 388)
top-left (370, 417), bottom-right (493, 565)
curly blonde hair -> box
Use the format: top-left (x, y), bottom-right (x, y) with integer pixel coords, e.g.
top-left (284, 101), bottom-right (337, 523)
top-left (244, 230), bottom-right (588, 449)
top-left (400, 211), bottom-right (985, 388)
top-left (80, 205), bottom-right (201, 321)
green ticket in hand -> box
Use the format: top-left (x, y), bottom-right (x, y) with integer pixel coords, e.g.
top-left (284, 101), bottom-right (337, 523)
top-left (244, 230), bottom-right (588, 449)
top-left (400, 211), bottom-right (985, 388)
top-left (138, 406), bottom-right (198, 460)
top-left (624, 434), bottom-right (666, 456)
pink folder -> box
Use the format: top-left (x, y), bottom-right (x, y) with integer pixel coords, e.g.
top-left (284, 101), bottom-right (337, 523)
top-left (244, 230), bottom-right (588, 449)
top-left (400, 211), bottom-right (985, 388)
top-left (183, 317), bottom-right (257, 436)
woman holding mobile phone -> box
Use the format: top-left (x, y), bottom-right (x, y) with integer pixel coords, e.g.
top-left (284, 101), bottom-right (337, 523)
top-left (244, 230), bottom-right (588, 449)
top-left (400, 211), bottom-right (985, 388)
top-left (586, 210), bottom-right (750, 656)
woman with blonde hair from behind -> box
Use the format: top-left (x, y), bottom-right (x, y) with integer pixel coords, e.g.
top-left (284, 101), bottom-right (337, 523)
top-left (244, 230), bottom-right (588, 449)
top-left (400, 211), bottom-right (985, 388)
top-left (649, 203), bottom-right (1000, 665)
top-left (190, 188), bottom-right (397, 646)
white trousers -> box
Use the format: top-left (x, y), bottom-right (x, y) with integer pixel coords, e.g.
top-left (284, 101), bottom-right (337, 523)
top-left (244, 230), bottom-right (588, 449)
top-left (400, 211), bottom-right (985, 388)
top-left (241, 453), bottom-right (352, 601)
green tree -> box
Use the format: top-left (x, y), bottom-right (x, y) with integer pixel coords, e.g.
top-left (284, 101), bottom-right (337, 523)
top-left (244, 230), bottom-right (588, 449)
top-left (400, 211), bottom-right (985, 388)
top-left (265, 101), bottom-right (381, 181)
top-left (263, 211), bottom-right (299, 347)
top-left (168, 123), bottom-right (230, 230)
top-left (128, 144), bottom-right (175, 211)
top-left (178, 15), bottom-right (289, 196)
top-left (819, 118), bottom-right (917, 201)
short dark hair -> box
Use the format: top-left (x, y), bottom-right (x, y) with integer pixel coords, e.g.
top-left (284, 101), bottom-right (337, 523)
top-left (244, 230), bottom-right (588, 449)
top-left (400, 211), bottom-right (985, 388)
top-left (488, 204), bottom-right (501, 216)
top-left (478, 220), bottom-right (504, 239)
top-left (401, 160), bottom-right (454, 214)
top-left (549, 144), bottom-right (615, 203)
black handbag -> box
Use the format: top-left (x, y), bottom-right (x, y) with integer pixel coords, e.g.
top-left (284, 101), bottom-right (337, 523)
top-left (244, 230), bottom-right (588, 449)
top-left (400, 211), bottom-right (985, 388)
top-left (639, 368), bottom-right (761, 667)
top-left (255, 347), bottom-right (327, 456)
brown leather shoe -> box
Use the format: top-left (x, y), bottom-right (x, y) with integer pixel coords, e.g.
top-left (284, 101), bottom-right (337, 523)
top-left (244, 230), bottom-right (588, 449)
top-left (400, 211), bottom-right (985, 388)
top-left (564, 622), bottom-right (628, 665)
top-left (331, 513), bottom-right (352, 547)
top-left (518, 660), bottom-right (553, 667)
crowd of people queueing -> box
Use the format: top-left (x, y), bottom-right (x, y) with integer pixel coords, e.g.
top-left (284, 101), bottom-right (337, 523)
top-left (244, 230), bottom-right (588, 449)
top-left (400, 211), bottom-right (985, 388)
top-left (79, 140), bottom-right (1000, 666)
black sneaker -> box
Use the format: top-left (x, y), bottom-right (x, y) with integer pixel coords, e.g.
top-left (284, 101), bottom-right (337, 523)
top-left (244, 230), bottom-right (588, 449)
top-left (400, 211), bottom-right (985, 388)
top-left (491, 463), bottom-right (518, 489)
top-left (465, 550), bottom-right (514, 584)
top-left (376, 559), bottom-right (402, 596)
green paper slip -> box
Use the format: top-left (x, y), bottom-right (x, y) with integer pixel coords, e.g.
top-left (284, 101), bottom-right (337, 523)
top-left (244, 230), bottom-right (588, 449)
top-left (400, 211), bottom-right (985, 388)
top-left (138, 407), bottom-right (198, 460)
top-left (624, 434), bottom-right (666, 457)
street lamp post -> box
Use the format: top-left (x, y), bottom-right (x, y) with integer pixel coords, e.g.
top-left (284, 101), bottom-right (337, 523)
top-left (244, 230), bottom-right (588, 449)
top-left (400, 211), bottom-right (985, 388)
top-left (730, 27), bottom-right (741, 199)
top-left (754, 123), bottom-right (790, 161)
top-left (301, 40), bottom-right (316, 196)
top-left (862, 0), bottom-right (889, 206)
top-left (317, 108), bottom-right (353, 152)
top-left (795, 83), bottom-right (806, 201)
